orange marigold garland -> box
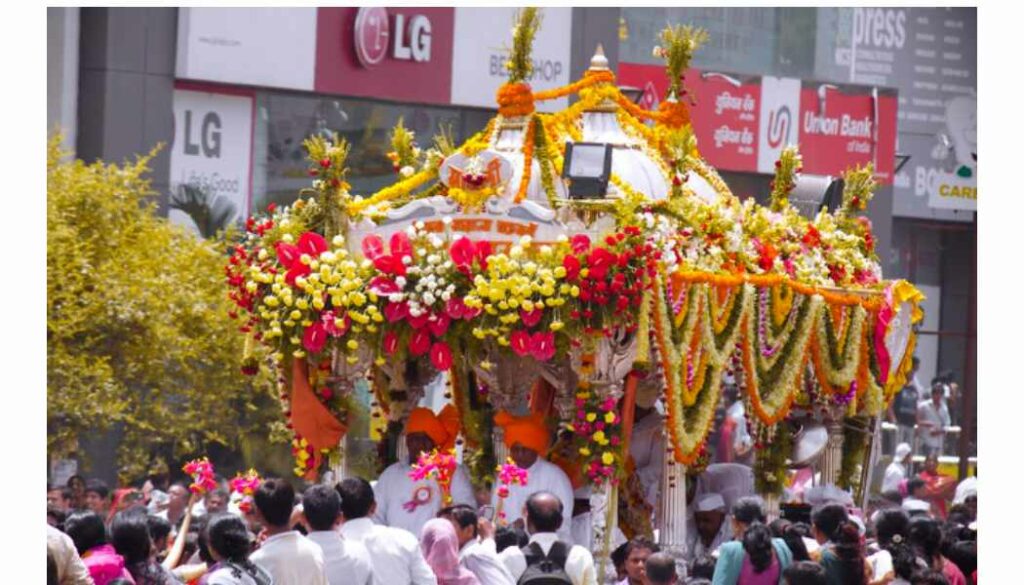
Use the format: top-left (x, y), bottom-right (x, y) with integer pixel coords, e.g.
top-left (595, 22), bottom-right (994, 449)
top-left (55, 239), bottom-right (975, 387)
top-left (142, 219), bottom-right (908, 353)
top-left (497, 82), bottom-right (536, 118)
top-left (514, 117), bottom-right (537, 203)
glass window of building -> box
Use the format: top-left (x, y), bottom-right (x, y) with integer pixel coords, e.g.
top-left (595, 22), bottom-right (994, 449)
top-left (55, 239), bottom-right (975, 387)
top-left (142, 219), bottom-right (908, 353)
top-left (252, 92), bottom-right (493, 211)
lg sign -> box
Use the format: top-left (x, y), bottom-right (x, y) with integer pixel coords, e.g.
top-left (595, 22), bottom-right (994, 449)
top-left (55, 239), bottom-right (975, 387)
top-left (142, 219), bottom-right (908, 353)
top-left (354, 7), bottom-right (431, 67)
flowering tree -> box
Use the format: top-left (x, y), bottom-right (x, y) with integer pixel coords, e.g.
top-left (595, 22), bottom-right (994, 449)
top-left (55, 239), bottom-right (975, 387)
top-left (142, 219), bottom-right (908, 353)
top-left (47, 136), bottom-right (279, 480)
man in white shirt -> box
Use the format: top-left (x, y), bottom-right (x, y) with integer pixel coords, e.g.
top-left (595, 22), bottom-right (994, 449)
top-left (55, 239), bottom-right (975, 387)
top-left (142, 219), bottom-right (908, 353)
top-left (882, 443), bottom-right (913, 494)
top-left (499, 491), bottom-right (597, 585)
top-left (250, 478), bottom-right (328, 585)
top-left (338, 477), bottom-right (438, 585)
top-left (492, 411), bottom-right (575, 543)
top-left (917, 381), bottom-right (952, 457)
top-left (301, 484), bottom-right (373, 585)
top-left (439, 504), bottom-right (516, 585)
top-left (685, 493), bottom-right (733, 562)
top-left (375, 405), bottom-right (476, 537)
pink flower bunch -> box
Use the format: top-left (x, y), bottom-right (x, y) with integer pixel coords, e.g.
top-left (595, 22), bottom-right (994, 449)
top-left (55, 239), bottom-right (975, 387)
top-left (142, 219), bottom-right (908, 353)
top-left (409, 449), bottom-right (458, 505)
top-left (182, 457), bottom-right (217, 495)
top-left (495, 458), bottom-right (529, 499)
top-left (230, 469), bottom-right (261, 514)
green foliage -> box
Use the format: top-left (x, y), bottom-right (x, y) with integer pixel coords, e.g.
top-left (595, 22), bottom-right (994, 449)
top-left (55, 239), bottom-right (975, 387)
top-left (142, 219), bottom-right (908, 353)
top-left (169, 184), bottom-right (238, 238)
top-left (839, 163), bottom-right (878, 217)
top-left (769, 146), bottom-right (803, 213)
top-left (506, 7), bottom-right (543, 84)
top-left (655, 24), bottom-right (709, 100)
top-left (47, 135), bottom-right (278, 482)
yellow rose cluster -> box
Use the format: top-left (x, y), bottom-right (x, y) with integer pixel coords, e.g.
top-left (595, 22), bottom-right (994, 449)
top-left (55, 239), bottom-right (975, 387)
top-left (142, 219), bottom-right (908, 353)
top-left (462, 237), bottom-right (575, 347)
top-left (245, 233), bottom-right (377, 361)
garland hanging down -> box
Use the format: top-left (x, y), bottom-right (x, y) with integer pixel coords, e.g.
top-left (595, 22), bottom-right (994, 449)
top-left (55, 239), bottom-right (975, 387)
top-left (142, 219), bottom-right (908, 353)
top-left (651, 268), bottom-right (916, 464)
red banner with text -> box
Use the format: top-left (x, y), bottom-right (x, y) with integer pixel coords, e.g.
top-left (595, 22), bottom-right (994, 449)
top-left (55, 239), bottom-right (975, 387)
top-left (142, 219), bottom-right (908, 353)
top-left (618, 63), bottom-right (897, 183)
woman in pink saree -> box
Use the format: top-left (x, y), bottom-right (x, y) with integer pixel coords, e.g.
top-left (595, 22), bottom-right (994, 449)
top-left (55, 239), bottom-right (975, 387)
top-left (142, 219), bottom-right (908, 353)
top-left (420, 518), bottom-right (481, 585)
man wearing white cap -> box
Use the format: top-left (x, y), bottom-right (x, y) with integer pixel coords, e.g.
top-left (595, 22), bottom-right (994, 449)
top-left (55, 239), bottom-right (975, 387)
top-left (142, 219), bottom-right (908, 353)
top-left (630, 381), bottom-right (666, 509)
top-left (882, 443), bottom-right (913, 494)
top-left (685, 493), bottom-right (733, 561)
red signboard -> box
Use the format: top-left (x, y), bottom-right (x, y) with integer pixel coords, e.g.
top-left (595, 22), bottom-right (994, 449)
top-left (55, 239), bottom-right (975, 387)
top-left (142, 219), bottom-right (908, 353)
top-left (315, 7), bottom-right (455, 105)
top-left (618, 62), bottom-right (897, 184)
top-left (797, 86), bottom-right (897, 183)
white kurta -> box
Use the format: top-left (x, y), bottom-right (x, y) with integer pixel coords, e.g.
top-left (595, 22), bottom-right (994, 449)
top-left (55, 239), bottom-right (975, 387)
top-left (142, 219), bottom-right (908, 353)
top-left (629, 412), bottom-right (665, 509)
top-left (460, 538), bottom-right (516, 585)
top-left (374, 461), bottom-right (476, 538)
top-left (492, 458), bottom-right (575, 544)
top-left (882, 461), bottom-right (907, 494)
top-left (340, 517), bottom-right (438, 585)
top-left (249, 531), bottom-right (328, 585)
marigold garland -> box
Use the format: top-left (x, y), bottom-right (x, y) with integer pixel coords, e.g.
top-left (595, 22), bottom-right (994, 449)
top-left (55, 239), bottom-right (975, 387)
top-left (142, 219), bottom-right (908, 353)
top-left (534, 69), bottom-right (616, 102)
top-left (347, 167), bottom-right (436, 215)
top-left (652, 272), bottom-right (723, 464)
top-left (497, 82), bottom-right (536, 118)
top-left (514, 117), bottom-right (537, 203)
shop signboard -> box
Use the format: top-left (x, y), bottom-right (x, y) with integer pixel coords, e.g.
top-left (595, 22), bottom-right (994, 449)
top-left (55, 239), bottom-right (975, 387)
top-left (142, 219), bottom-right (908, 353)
top-left (169, 85), bottom-right (254, 234)
top-left (619, 63), bottom-right (898, 182)
top-left (176, 8), bottom-right (317, 91)
top-left (815, 7), bottom-right (976, 219)
top-left (315, 7), bottom-right (455, 105)
top-left (449, 7), bottom-right (573, 112)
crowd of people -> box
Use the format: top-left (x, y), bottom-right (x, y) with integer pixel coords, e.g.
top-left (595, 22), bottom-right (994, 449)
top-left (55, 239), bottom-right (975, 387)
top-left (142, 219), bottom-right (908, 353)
top-left (46, 471), bottom-right (977, 585)
top-left (45, 367), bottom-right (976, 585)
top-left (887, 358), bottom-right (964, 458)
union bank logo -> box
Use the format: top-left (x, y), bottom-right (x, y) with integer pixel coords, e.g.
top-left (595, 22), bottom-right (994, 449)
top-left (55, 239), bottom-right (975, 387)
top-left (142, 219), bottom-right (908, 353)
top-left (353, 7), bottom-right (432, 68)
top-left (766, 105), bottom-right (793, 149)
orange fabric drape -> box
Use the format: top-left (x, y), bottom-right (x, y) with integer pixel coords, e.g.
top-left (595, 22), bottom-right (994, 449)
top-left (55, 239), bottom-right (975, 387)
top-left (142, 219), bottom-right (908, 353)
top-left (290, 358), bottom-right (347, 478)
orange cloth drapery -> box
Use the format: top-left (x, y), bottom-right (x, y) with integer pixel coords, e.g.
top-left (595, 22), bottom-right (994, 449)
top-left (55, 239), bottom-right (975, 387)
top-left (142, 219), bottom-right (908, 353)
top-left (290, 358), bottom-right (346, 478)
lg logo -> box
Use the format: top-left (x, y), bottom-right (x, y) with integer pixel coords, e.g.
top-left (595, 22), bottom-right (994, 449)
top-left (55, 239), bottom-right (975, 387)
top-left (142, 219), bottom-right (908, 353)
top-left (353, 7), bottom-right (432, 68)
top-left (182, 110), bottom-right (222, 158)
top-left (766, 106), bottom-right (792, 149)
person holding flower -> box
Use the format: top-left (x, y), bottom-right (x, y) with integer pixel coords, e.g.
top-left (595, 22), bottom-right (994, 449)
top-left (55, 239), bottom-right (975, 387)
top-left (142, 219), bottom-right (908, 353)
top-left (491, 411), bottom-right (575, 544)
top-left (375, 405), bottom-right (476, 538)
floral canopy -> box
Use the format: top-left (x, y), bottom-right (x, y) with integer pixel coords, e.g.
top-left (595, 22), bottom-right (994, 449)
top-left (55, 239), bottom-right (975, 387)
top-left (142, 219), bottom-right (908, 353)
top-left (224, 12), bottom-right (923, 482)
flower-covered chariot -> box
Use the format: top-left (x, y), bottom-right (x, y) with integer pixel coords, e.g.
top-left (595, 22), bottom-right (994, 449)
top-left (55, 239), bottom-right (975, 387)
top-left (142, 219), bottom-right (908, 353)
top-left (225, 8), bottom-right (923, 571)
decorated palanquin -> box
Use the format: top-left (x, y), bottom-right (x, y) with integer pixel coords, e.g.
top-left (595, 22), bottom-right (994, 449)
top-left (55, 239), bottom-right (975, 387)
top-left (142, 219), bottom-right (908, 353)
top-left (224, 9), bottom-right (922, 570)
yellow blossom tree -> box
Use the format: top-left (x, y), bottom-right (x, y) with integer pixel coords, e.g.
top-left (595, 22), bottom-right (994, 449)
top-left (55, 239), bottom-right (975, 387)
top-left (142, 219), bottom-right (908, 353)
top-left (47, 135), bottom-right (281, 480)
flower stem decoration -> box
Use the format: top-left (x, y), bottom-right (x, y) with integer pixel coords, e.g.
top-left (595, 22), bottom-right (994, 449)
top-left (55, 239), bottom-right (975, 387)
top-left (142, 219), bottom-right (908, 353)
top-left (506, 7), bottom-right (542, 84)
top-left (769, 146), bottom-right (803, 212)
top-left (494, 457), bottom-right (529, 524)
top-left (229, 469), bottom-right (262, 514)
top-left (182, 457), bottom-right (217, 495)
top-left (838, 162), bottom-right (877, 217)
top-left (300, 133), bottom-right (351, 238)
top-left (386, 117), bottom-right (421, 177)
top-left (653, 24), bottom-right (709, 101)
top-left (409, 448), bottom-right (459, 506)
top-left (568, 382), bottom-right (623, 486)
